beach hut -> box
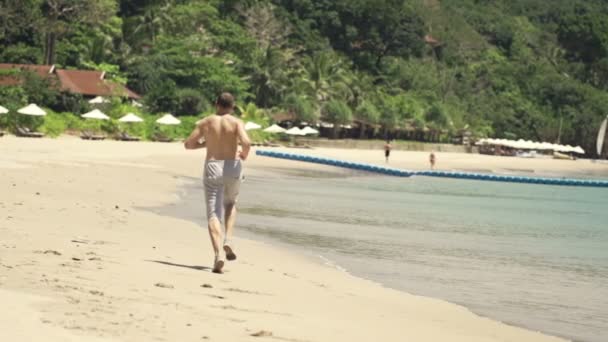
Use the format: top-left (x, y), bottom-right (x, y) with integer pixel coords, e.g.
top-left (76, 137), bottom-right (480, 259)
top-left (263, 124), bottom-right (286, 134)
top-left (245, 121), bottom-right (262, 131)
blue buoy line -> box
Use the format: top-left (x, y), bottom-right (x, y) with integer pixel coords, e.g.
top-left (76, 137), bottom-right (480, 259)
top-left (255, 150), bottom-right (608, 188)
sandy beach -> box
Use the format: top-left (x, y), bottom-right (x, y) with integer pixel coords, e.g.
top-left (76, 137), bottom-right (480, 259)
top-left (0, 136), bottom-right (590, 342)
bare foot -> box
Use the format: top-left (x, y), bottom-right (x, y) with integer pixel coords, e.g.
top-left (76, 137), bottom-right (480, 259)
top-left (223, 245), bottom-right (237, 261)
top-left (213, 257), bottom-right (225, 274)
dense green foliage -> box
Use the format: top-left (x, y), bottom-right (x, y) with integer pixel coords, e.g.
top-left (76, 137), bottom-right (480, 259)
top-left (1, 0), bottom-right (608, 154)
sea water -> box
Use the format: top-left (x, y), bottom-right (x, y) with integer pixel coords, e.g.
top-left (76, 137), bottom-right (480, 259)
top-left (157, 166), bottom-right (608, 342)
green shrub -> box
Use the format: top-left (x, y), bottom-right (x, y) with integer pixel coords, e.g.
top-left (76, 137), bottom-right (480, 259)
top-left (39, 112), bottom-right (69, 137)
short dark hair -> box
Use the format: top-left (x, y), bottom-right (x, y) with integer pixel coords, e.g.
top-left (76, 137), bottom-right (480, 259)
top-left (216, 92), bottom-right (235, 108)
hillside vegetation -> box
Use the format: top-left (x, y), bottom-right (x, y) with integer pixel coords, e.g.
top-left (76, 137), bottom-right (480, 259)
top-left (1, 0), bottom-right (607, 153)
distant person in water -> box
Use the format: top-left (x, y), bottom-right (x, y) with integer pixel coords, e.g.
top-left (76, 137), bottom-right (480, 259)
top-left (384, 140), bottom-right (392, 163)
top-left (429, 151), bottom-right (436, 170)
top-left (184, 92), bottom-right (251, 274)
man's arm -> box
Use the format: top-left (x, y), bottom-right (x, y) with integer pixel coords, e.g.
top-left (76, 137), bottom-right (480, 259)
top-left (184, 122), bottom-right (206, 150)
top-left (237, 120), bottom-right (252, 160)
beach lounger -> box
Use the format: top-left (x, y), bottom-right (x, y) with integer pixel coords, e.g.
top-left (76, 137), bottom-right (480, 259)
top-left (80, 130), bottom-right (106, 141)
top-left (117, 132), bottom-right (140, 141)
top-left (16, 126), bottom-right (44, 138)
top-left (152, 133), bottom-right (173, 143)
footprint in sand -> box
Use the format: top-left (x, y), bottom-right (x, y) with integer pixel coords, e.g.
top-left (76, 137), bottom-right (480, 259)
top-left (251, 330), bottom-right (273, 337)
top-left (154, 282), bottom-right (174, 289)
top-left (35, 250), bottom-right (62, 256)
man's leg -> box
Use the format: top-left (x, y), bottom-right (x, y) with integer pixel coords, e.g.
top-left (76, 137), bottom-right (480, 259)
top-left (223, 202), bottom-right (237, 261)
top-left (222, 160), bottom-right (242, 261)
top-left (207, 216), bottom-right (223, 257)
top-left (204, 161), bottom-right (225, 273)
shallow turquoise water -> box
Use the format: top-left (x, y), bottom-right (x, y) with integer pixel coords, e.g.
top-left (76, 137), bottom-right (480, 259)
top-left (234, 169), bottom-right (608, 342)
top-left (152, 166), bottom-right (608, 342)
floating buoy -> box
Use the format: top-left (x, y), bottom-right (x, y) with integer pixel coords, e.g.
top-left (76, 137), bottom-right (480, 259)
top-left (255, 150), bottom-right (608, 188)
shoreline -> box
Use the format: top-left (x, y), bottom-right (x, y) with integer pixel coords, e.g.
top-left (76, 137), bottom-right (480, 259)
top-left (0, 137), bottom-right (573, 341)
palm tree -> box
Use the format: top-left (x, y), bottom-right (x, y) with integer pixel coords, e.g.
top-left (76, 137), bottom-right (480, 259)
top-left (249, 46), bottom-right (291, 108)
top-left (323, 99), bottom-right (353, 139)
top-left (283, 93), bottom-right (318, 124)
top-left (355, 100), bottom-right (380, 138)
top-left (132, 3), bottom-right (173, 45)
top-left (300, 52), bottom-right (353, 103)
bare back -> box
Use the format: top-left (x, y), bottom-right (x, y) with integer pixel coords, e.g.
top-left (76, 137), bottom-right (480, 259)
top-left (201, 115), bottom-right (241, 161)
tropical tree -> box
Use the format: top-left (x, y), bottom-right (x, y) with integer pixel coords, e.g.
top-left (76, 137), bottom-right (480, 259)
top-left (323, 99), bottom-right (353, 138)
top-left (283, 93), bottom-right (318, 124)
top-left (300, 52), bottom-right (353, 103)
top-left (39, 0), bottom-right (118, 64)
top-left (355, 100), bottom-right (380, 138)
top-left (131, 2), bottom-right (173, 45)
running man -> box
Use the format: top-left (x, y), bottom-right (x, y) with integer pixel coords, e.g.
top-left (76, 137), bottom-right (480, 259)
top-left (184, 92), bottom-right (251, 273)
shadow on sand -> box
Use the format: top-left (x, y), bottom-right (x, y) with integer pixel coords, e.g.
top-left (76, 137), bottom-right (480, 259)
top-left (147, 259), bottom-right (212, 272)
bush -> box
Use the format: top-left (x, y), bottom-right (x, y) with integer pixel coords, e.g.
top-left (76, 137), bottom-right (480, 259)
top-left (176, 88), bottom-right (210, 115)
top-left (56, 93), bottom-right (89, 114)
top-left (0, 43), bottom-right (41, 64)
top-left (145, 79), bottom-right (179, 113)
top-left (39, 112), bottom-right (70, 137)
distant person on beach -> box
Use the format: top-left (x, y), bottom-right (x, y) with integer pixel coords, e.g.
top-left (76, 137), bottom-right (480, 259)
top-left (184, 92), bottom-right (251, 274)
top-left (429, 151), bottom-right (436, 170)
top-left (384, 140), bottom-right (392, 163)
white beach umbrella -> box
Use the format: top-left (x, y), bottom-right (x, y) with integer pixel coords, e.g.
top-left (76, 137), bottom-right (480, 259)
top-left (573, 146), bottom-right (585, 154)
top-left (0, 105), bottom-right (8, 114)
top-left (81, 109), bottom-right (110, 120)
top-left (156, 114), bottom-right (181, 125)
top-left (244, 121), bottom-right (262, 131)
top-left (301, 126), bottom-right (319, 135)
top-left (285, 127), bottom-right (306, 136)
top-left (88, 96), bottom-right (109, 104)
top-left (263, 124), bottom-right (286, 134)
top-left (18, 104), bottom-right (46, 116)
top-left (119, 113), bottom-right (144, 123)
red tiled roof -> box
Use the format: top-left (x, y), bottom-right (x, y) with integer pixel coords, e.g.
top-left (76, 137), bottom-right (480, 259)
top-left (56, 69), bottom-right (140, 99)
top-left (0, 64), bottom-right (54, 86)
top-left (0, 64), bottom-right (140, 99)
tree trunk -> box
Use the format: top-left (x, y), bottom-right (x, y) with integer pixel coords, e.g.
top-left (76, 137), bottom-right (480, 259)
top-left (44, 32), bottom-right (57, 65)
top-left (332, 124), bottom-right (339, 139)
